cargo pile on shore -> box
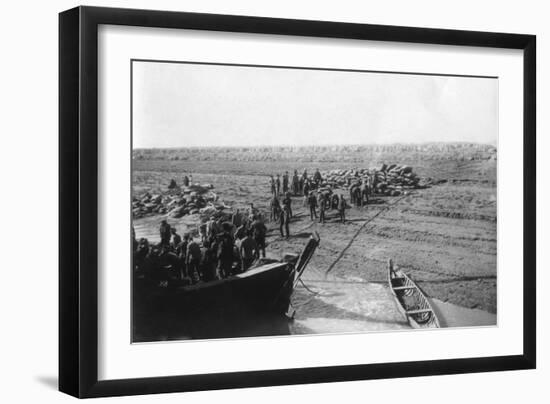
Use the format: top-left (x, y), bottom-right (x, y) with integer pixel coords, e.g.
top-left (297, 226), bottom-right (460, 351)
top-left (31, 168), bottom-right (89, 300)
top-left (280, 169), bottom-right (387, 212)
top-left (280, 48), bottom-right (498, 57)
top-left (133, 164), bottom-right (428, 220)
top-left (132, 183), bottom-right (221, 219)
top-left (322, 164), bottom-right (427, 196)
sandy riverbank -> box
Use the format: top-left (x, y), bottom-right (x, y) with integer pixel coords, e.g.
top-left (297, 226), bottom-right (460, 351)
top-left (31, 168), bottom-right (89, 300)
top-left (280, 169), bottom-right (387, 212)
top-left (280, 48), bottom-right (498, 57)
top-left (133, 155), bottom-right (497, 335)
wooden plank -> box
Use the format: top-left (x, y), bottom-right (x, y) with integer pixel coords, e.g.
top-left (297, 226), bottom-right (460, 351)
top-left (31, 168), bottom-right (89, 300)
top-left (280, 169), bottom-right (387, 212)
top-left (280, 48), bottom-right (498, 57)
top-left (392, 286), bottom-right (416, 291)
top-left (406, 309), bottom-right (433, 315)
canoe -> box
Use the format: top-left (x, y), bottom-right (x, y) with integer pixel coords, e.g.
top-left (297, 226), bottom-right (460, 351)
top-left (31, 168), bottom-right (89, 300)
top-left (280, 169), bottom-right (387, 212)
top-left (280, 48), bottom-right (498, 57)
top-left (387, 259), bottom-right (440, 329)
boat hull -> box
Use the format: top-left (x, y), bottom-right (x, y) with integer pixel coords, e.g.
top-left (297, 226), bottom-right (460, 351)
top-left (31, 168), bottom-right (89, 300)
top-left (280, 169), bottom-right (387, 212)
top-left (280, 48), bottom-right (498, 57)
top-left (388, 260), bottom-right (440, 329)
top-left (133, 262), bottom-right (295, 341)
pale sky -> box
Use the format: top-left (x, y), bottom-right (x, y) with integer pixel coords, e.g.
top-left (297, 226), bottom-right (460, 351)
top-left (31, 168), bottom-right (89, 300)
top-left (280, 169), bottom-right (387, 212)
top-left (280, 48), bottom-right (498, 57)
top-left (132, 61), bottom-right (498, 148)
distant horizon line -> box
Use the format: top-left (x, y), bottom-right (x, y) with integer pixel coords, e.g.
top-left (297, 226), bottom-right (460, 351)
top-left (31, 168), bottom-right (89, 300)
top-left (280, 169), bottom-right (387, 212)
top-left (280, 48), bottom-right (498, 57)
top-left (133, 140), bottom-right (497, 150)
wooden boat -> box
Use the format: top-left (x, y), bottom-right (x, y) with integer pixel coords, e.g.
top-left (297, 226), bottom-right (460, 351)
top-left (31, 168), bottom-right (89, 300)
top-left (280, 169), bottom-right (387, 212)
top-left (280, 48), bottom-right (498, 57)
top-left (133, 232), bottom-right (320, 340)
top-left (388, 259), bottom-right (440, 329)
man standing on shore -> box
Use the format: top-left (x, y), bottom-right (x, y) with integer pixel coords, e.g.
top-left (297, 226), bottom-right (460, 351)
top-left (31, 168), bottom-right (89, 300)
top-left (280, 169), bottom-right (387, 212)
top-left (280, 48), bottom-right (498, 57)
top-left (303, 180), bottom-right (310, 207)
top-left (159, 220), bottom-right (171, 246)
top-left (308, 191), bottom-right (318, 220)
top-left (313, 168), bottom-right (322, 186)
top-left (282, 192), bottom-right (293, 218)
top-left (318, 192), bottom-right (326, 224)
top-left (186, 237), bottom-right (202, 283)
top-left (177, 234), bottom-right (189, 279)
top-left (282, 171), bottom-right (289, 194)
top-left (217, 223), bottom-right (235, 278)
top-left (240, 230), bottom-right (259, 271)
top-left (279, 203), bottom-right (291, 239)
top-left (338, 194), bottom-right (347, 223)
top-left (276, 174), bottom-right (281, 196)
top-left (201, 239), bottom-right (218, 281)
top-left (251, 216), bottom-right (267, 258)
top-left (270, 175), bottom-right (276, 196)
top-left (300, 169), bottom-right (308, 194)
top-left (270, 194), bottom-right (280, 223)
top-left (292, 170), bottom-right (300, 195)
top-left (170, 227), bottom-right (182, 250)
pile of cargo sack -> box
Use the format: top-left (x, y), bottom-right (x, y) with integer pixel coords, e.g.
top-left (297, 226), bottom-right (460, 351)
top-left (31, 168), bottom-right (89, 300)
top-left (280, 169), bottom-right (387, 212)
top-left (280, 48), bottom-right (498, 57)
top-left (132, 183), bottom-right (222, 219)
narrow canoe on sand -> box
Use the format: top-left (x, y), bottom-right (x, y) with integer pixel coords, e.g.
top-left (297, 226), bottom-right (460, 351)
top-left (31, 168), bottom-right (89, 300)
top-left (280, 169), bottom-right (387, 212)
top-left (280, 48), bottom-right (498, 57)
top-left (388, 259), bottom-right (440, 329)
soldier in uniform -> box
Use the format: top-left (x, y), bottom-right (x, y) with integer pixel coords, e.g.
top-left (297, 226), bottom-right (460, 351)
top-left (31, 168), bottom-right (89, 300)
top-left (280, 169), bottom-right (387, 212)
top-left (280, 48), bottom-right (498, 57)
top-left (270, 194), bottom-right (281, 223)
top-left (201, 238), bottom-right (218, 281)
top-left (239, 230), bottom-right (259, 271)
top-left (276, 174), bottom-right (281, 196)
top-left (279, 204), bottom-right (290, 238)
top-left (159, 220), bottom-right (171, 246)
top-left (186, 237), bottom-right (202, 283)
top-left (217, 223), bottom-right (235, 278)
top-left (313, 168), bottom-right (322, 186)
top-left (231, 209), bottom-right (242, 232)
top-left (282, 171), bottom-right (289, 194)
top-left (318, 192), bottom-right (326, 224)
top-left (307, 191), bottom-right (318, 220)
top-left (251, 217), bottom-right (267, 258)
top-left (177, 234), bottom-right (189, 280)
top-left (338, 194), bottom-right (347, 223)
top-left (361, 179), bottom-right (369, 206)
top-left (300, 169), bottom-right (308, 194)
top-left (354, 186), bottom-right (363, 207)
top-left (270, 175), bottom-right (276, 195)
top-left (170, 227), bottom-right (182, 249)
top-left (349, 182), bottom-right (357, 205)
top-left (303, 180), bottom-right (310, 206)
top-left (292, 170), bottom-right (300, 195)
top-left (372, 173), bottom-right (379, 196)
top-left (282, 192), bottom-right (293, 218)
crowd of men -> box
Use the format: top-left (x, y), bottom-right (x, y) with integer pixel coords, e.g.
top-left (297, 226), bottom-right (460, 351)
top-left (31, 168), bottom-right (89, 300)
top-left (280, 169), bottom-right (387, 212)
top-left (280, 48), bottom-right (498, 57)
top-left (268, 167), bottom-right (378, 227)
top-left (134, 168), bottom-right (378, 285)
top-left (269, 168), bottom-right (324, 197)
top-left (133, 207), bottom-right (268, 285)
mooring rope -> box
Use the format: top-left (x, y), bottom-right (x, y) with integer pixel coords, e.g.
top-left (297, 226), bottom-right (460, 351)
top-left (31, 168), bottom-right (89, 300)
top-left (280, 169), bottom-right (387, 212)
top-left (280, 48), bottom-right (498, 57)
top-left (298, 277), bottom-right (320, 295)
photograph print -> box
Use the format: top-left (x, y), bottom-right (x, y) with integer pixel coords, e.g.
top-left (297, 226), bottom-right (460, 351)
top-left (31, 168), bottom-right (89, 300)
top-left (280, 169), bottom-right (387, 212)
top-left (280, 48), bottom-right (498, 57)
top-left (131, 60), bottom-right (497, 343)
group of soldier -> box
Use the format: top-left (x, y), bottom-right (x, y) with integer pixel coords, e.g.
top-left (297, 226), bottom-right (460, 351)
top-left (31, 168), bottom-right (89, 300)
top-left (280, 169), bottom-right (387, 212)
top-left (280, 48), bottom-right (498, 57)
top-left (269, 168), bottom-right (324, 197)
top-left (267, 167), bottom-right (379, 228)
top-left (133, 207), bottom-right (268, 285)
top-left (134, 168), bottom-right (378, 285)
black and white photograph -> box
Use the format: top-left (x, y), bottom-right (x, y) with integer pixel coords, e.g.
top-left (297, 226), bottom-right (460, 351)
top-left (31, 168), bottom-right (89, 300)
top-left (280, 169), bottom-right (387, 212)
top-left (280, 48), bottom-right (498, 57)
top-left (0, 0), bottom-right (544, 402)
top-left (131, 60), bottom-right (498, 342)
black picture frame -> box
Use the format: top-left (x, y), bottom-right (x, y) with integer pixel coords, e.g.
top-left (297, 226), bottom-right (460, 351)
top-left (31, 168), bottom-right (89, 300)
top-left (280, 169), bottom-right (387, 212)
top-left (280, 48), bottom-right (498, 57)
top-left (59, 5), bottom-right (536, 398)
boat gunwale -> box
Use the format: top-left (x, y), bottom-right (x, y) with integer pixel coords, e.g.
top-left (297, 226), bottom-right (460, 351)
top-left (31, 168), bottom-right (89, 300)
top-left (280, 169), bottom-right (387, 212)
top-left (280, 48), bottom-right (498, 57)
top-left (388, 260), bottom-right (441, 328)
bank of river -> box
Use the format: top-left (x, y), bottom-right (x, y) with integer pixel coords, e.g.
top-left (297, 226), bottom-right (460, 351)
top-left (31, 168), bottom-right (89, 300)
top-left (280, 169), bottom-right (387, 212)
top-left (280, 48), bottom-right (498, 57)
top-left (289, 278), bottom-right (495, 336)
top-left (134, 211), bottom-right (496, 342)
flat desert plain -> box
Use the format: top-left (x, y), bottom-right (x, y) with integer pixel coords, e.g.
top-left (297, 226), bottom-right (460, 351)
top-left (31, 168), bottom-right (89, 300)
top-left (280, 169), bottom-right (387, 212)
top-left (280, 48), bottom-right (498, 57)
top-left (133, 144), bottom-right (497, 334)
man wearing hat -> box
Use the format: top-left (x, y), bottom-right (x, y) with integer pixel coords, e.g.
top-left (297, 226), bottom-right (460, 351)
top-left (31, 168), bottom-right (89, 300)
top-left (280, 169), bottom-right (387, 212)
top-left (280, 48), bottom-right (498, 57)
top-left (159, 219), bottom-right (171, 246)
top-left (217, 222), bottom-right (235, 278)
top-left (279, 203), bottom-right (291, 239)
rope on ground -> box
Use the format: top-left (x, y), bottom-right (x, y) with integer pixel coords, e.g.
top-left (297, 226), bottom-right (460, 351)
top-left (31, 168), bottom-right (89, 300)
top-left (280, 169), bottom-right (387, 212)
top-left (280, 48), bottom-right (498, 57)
top-left (297, 278), bottom-right (320, 295)
top-left (291, 279), bottom-right (321, 310)
top-left (324, 193), bottom-right (411, 277)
